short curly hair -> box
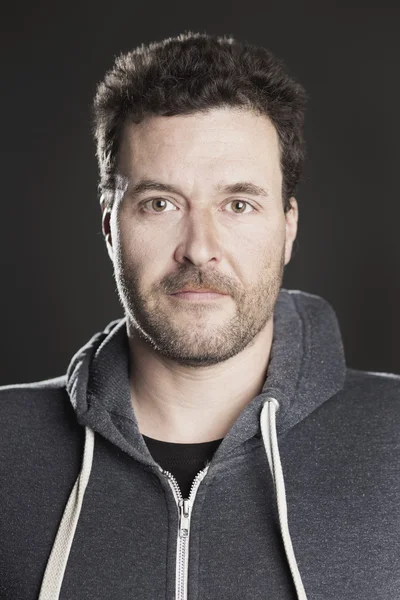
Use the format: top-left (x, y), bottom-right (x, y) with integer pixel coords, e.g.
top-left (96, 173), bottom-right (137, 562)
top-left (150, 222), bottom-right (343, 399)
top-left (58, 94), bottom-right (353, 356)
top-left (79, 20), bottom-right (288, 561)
top-left (92, 31), bottom-right (307, 213)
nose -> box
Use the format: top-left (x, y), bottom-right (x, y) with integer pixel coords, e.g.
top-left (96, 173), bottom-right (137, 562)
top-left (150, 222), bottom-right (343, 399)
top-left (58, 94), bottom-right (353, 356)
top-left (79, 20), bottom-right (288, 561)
top-left (174, 208), bottom-right (223, 267)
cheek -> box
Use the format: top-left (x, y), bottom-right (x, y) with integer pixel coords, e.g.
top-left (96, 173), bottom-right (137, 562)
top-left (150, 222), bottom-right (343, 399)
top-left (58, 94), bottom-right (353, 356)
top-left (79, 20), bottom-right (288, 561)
top-left (244, 217), bottom-right (285, 259)
top-left (114, 216), bottom-right (170, 291)
top-left (114, 210), bottom-right (149, 264)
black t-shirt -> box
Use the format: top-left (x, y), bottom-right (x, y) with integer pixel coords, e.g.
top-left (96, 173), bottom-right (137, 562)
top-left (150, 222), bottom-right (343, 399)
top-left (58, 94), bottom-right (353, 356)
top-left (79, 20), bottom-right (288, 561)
top-left (143, 434), bottom-right (223, 499)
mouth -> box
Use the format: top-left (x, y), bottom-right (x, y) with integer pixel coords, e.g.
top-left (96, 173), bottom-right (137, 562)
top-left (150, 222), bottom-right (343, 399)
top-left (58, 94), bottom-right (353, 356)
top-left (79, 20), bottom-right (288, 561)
top-left (169, 289), bottom-right (229, 301)
top-left (171, 288), bottom-right (227, 295)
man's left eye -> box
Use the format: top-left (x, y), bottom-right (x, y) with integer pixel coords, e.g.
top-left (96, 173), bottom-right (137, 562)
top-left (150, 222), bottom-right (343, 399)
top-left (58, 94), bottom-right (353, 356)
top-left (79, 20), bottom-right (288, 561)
top-left (226, 200), bottom-right (255, 214)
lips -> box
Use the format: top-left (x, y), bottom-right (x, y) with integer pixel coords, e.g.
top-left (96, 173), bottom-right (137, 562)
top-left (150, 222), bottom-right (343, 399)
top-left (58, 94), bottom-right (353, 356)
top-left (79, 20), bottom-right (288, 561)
top-left (172, 288), bottom-right (226, 295)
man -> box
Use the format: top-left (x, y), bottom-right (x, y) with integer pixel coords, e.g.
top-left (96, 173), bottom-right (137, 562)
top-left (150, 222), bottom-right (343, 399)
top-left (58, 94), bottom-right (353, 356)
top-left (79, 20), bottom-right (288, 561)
top-left (0, 32), bottom-right (399, 600)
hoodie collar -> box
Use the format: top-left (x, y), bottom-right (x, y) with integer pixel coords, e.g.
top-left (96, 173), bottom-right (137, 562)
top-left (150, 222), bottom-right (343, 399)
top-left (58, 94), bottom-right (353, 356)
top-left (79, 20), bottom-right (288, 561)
top-left (66, 289), bottom-right (346, 465)
top-left (219, 289), bottom-right (346, 456)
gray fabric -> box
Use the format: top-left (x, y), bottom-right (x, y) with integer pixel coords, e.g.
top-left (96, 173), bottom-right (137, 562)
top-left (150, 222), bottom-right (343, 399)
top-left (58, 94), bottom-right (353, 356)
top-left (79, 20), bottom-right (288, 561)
top-left (0, 287), bottom-right (399, 599)
top-left (66, 289), bottom-right (346, 461)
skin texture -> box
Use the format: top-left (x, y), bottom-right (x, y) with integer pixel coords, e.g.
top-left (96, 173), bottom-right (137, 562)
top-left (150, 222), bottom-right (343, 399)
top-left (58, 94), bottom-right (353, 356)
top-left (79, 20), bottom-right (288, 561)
top-left (101, 107), bottom-right (298, 443)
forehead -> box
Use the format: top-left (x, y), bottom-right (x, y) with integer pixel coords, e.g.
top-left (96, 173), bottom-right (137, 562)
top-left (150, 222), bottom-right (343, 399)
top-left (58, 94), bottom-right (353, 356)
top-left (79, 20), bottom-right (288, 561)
top-left (117, 107), bottom-right (282, 189)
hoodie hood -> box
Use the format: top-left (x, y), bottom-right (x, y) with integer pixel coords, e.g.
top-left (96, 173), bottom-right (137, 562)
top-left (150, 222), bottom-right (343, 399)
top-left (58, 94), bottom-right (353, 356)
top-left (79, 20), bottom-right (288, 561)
top-left (66, 288), bottom-right (346, 464)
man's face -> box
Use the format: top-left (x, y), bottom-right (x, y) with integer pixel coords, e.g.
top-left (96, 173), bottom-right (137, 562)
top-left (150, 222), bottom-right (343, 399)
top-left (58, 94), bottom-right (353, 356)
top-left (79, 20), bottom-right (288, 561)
top-left (104, 107), bottom-right (298, 367)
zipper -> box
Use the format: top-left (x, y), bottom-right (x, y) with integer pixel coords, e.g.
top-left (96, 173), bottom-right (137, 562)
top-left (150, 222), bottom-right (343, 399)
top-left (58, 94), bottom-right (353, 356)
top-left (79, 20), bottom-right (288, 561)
top-left (162, 465), bottom-right (209, 600)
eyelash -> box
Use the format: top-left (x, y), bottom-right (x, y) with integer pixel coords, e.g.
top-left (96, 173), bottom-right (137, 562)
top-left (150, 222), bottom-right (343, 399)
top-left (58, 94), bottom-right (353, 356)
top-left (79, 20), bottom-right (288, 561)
top-left (140, 198), bottom-right (256, 215)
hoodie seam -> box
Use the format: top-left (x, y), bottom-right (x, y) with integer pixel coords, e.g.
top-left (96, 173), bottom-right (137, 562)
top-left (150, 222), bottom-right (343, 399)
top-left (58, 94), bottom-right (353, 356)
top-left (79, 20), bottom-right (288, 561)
top-left (291, 291), bottom-right (311, 397)
top-left (165, 482), bottom-right (171, 600)
top-left (191, 480), bottom-right (208, 600)
top-left (159, 472), bottom-right (177, 600)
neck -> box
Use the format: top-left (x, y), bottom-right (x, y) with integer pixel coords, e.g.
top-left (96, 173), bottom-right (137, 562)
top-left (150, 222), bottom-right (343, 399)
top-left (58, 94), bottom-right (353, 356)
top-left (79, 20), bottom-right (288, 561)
top-left (127, 320), bottom-right (274, 443)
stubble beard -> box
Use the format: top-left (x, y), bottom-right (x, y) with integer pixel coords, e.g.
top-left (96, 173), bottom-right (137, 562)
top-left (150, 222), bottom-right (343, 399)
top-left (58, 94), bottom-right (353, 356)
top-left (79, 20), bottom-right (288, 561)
top-left (114, 247), bottom-right (285, 368)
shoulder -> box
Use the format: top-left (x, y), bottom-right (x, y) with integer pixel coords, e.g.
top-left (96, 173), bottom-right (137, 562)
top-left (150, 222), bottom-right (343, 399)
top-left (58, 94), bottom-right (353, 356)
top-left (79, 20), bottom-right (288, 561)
top-left (0, 375), bottom-right (70, 420)
top-left (0, 374), bottom-right (67, 398)
top-left (0, 374), bottom-right (67, 392)
top-left (331, 367), bottom-right (400, 438)
top-left (345, 367), bottom-right (400, 398)
top-left (0, 374), bottom-right (81, 464)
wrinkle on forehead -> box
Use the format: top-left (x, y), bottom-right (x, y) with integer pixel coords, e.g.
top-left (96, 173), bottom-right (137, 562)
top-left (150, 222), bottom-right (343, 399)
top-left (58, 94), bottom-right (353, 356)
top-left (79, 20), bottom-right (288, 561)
top-left (117, 107), bottom-right (283, 200)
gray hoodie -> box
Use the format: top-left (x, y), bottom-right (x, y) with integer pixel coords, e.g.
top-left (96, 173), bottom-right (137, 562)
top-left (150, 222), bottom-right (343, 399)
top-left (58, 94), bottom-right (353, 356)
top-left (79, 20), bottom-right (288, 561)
top-left (1, 288), bottom-right (399, 600)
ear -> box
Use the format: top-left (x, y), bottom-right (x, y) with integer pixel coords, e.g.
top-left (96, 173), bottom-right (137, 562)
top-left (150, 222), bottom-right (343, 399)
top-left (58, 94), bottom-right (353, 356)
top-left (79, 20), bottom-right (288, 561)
top-left (100, 199), bottom-right (114, 261)
top-left (284, 197), bottom-right (299, 266)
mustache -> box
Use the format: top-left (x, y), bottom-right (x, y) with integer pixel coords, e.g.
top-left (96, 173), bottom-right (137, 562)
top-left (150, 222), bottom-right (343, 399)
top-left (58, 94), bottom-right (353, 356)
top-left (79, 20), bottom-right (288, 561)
top-left (162, 269), bottom-right (232, 296)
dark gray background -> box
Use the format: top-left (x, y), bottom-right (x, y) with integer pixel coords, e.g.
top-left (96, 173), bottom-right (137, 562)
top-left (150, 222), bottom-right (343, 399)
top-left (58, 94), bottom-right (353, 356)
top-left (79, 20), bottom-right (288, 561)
top-left (1, 1), bottom-right (399, 385)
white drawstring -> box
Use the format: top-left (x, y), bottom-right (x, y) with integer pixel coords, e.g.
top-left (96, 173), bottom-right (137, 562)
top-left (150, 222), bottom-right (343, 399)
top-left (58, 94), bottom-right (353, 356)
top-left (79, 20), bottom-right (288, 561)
top-left (260, 397), bottom-right (308, 600)
top-left (38, 427), bottom-right (95, 600)
top-left (39, 402), bottom-right (308, 599)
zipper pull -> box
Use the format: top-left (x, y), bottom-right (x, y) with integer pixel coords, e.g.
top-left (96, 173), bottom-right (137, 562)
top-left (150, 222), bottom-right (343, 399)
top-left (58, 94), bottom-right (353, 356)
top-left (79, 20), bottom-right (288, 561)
top-left (179, 499), bottom-right (191, 538)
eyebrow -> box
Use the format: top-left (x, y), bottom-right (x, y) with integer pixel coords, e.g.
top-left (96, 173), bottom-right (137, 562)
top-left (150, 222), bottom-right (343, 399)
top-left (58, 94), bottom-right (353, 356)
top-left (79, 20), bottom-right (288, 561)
top-left (126, 179), bottom-right (270, 199)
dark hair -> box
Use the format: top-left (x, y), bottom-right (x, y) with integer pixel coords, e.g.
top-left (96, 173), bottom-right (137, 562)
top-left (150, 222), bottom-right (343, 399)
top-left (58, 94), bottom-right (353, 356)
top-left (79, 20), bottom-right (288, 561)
top-left (92, 31), bottom-right (307, 213)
